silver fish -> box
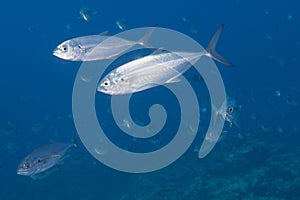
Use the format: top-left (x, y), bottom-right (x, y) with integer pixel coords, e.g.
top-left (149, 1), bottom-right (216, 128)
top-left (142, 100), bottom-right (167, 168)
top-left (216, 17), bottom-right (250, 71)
top-left (79, 7), bottom-right (98, 23)
top-left (213, 97), bottom-right (241, 128)
top-left (17, 142), bottom-right (75, 177)
top-left (116, 18), bottom-right (128, 31)
top-left (225, 97), bottom-right (241, 127)
top-left (98, 24), bottom-right (233, 95)
top-left (53, 29), bottom-right (153, 61)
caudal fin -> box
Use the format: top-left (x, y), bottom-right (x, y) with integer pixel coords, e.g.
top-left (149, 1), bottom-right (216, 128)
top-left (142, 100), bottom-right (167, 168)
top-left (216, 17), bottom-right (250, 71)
top-left (206, 24), bottom-right (233, 67)
top-left (138, 26), bottom-right (157, 49)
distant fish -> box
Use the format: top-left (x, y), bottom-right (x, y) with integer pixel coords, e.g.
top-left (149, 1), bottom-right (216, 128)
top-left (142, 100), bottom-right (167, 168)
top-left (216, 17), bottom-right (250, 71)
top-left (213, 97), bottom-right (241, 127)
top-left (116, 18), bottom-right (128, 31)
top-left (17, 141), bottom-right (76, 178)
top-left (79, 7), bottom-right (98, 23)
top-left (225, 97), bottom-right (241, 127)
top-left (198, 97), bottom-right (241, 155)
top-left (182, 16), bottom-right (191, 23)
top-left (53, 28), bottom-right (154, 61)
top-left (98, 24), bottom-right (233, 95)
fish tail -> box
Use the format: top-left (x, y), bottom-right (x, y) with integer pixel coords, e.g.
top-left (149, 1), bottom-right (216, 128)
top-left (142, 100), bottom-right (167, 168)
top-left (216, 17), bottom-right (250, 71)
top-left (205, 24), bottom-right (233, 67)
top-left (138, 26), bottom-right (156, 49)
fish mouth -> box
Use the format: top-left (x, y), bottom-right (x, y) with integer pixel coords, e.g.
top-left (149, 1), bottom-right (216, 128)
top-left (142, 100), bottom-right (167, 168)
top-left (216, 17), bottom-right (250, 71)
top-left (16, 165), bottom-right (30, 176)
top-left (53, 48), bottom-right (71, 60)
top-left (97, 87), bottom-right (109, 94)
top-left (97, 85), bottom-right (114, 95)
top-left (97, 84), bottom-right (107, 93)
top-left (53, 48), bottom-right (60, 57)
top-left (53, 47), bottom-right (65, 58)
top-left (17, 169), bottom-right (25, 175)
top-left (17, 168), bottom-right (32, 176)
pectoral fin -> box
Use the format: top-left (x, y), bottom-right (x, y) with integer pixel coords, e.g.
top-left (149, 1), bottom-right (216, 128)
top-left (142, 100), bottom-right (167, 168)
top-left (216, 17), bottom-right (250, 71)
top-left (166, 77), bottom-right (181, 83)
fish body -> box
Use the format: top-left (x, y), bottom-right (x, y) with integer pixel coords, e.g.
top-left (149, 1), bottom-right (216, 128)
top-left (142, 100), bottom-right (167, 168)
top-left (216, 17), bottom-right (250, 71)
top-left (53, 29), bottom-right (154, 61)
top-left (98, 51), bottom-right (204, 95)
top-left (17, 142), bottom-right (74, 177)
top-left (98, 24), bottom-right (233, 95)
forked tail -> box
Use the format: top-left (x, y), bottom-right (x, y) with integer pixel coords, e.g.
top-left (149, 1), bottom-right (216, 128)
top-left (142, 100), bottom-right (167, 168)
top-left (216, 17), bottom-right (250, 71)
top-left (138, 26), bottom-right (157, 49)
top-left (206, 24), bottom-right (233, 67)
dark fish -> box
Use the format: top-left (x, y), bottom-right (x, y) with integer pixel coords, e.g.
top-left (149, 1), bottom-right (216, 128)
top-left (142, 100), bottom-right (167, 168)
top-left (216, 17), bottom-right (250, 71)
top-left (17, 142), bottom-right (75, 178)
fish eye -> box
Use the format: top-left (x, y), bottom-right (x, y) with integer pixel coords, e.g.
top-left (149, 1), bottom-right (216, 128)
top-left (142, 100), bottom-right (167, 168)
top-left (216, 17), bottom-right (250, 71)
top-left (23, 162), bottom-right (30, 169)
top-left (61, 45), bottom-right (68, 51)
top-left (103, 80), bottom-right (110, 87)
top-left (228, 106), bottom-right (234, 113)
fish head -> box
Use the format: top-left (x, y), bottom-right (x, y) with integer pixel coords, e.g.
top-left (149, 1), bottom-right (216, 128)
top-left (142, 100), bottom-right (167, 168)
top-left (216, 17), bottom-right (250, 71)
top-left (225, 97), bottom-right (241, 126)
top-left (97, 73), bottom-right (130, 95)
top-left (53, 40), bottom-right (80, 61)
top-left (17, 156), bottom-right (37, 176)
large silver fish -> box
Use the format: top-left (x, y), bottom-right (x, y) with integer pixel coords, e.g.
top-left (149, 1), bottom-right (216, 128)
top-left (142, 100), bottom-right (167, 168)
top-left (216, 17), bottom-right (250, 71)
top-left (53, 29), bottom-right (153, 61)
top-left (98, 24), bottom-right (233, 95)
top-left (17, 142), bottom-right (75, 178)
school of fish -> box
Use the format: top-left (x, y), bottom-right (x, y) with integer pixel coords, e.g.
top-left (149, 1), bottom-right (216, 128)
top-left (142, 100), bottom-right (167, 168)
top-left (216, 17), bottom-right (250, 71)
top-left (17, 24), bottom-right (238, 179)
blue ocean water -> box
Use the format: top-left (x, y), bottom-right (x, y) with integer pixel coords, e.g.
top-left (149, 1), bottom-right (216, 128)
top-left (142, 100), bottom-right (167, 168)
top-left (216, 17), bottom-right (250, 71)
top-left (1, 0), bottom-right (299, 199)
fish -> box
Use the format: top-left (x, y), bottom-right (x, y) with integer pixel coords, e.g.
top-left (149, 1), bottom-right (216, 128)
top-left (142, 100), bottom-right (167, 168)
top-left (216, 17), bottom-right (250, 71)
top-left (53, 28), bottom-right (154, 61)
top-left (98, 24), bottom-right (233, 95)
top-left (225, 97), bottom-right (241, 127)
top-left (213, 97), bottom-right (241, 128)
top-left (17, 141), bottom-right (76, 178)
top-left (79, 7), bottom-right (98, 22)
top-left (116, 18), bottom-right (128, 31)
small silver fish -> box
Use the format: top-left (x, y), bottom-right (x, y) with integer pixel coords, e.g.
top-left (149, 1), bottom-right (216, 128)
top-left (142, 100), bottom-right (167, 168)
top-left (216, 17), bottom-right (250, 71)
top-left (225, 97), bottom-right (241, 127)
top-left (17, 142), bottom-right (75, 178)
top-left (79, 7), bottom-right (98, 23)
top-left (213, 97), bottom-right (241, 128)
top-left (116, 18), bottom-right (128, 31)
top-left (98, 24), bottom-right (232, 95)
top-left (53, 29), bottom-right (154, 61)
